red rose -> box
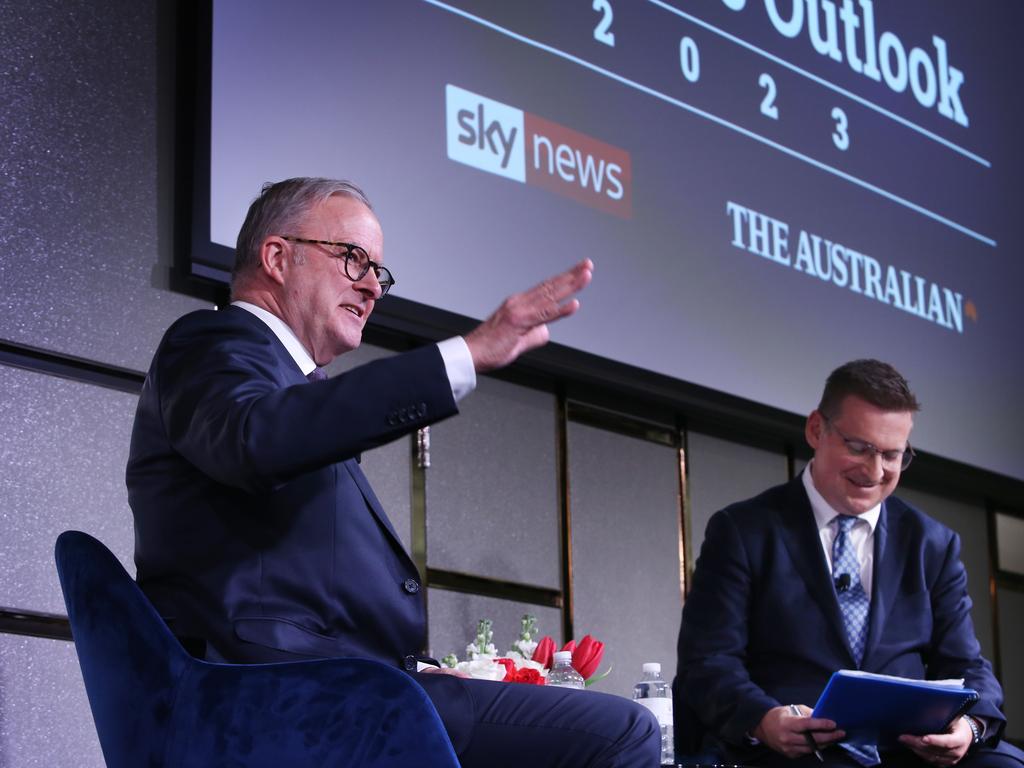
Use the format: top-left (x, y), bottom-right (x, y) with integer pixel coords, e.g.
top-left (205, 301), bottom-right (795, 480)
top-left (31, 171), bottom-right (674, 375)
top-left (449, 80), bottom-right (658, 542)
top-left (510, 667), bottom-right (545, 685)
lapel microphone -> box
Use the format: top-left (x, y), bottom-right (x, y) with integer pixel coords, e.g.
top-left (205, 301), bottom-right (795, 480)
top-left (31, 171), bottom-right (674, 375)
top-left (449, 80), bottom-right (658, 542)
top-left (835, 573), bottom-right (852, 593)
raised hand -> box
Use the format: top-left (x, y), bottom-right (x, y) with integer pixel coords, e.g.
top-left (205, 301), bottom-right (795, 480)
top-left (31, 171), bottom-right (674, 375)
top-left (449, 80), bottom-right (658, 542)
top-left (464, 259), bottom-right (593, 373)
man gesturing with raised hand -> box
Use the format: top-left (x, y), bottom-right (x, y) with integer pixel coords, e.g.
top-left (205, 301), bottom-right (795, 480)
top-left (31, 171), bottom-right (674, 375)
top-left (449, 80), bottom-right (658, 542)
top-left (128, 177), bottom-right (657, 768)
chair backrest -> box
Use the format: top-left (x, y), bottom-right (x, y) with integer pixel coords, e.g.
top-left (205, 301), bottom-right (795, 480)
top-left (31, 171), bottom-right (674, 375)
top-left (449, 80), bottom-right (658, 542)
top-left (672, 671), bottom-right (723, 764)
top-left (56, 530), bottom-right (461, 767)
top-left (55, 530), bottom-right (190, 766)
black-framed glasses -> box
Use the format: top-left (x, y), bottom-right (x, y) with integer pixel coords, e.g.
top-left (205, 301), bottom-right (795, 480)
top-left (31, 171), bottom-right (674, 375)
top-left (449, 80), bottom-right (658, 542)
top-left (823, 415), bottom-right (914, 471)
top-left (280, 236), bottom-right (395, 297)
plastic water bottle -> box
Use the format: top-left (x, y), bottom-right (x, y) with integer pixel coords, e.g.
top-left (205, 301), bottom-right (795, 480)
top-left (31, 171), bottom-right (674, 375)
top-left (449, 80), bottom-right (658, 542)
top-left (633, 662), bottom-right (674, 766)
top-left (546, 650), bottom-right (585, 689)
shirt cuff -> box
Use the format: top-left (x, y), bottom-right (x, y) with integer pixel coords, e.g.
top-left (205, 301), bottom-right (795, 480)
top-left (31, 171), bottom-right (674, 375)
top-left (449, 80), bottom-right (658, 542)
top-left (437, 337), bottom-right (476, 403)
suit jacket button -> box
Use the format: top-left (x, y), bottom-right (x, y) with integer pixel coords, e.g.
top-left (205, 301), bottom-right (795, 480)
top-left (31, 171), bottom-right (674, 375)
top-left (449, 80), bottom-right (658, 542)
top-left (403, 654), bottom-right (417, 671)
top-left (403, 578), bottom-right (420, 594)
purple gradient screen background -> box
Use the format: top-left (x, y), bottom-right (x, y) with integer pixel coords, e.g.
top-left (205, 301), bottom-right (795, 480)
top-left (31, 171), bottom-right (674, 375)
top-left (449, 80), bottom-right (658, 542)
top-left (207, 0), bottom-right (1024, 481)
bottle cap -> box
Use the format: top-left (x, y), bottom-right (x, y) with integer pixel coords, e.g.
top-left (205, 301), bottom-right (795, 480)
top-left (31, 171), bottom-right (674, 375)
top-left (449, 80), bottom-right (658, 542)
top-left (642, 662), bottom-right (661, 674)
top-left (553, 651), bottom-right (573, 664)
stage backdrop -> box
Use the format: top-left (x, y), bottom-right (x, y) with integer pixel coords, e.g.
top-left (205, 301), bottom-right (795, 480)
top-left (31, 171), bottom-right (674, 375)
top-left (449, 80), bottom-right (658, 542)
top-left (193, 0), bottom-right (1023, 481)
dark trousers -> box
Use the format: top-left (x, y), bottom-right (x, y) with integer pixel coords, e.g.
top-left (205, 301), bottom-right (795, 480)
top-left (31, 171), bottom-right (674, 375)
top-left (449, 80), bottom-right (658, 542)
top-left (203, 641), bottom-right (661, 767)
top-left (719, 740), bottom-right (1024, 768)
top-left (415, 672), bottom-right (662, 768)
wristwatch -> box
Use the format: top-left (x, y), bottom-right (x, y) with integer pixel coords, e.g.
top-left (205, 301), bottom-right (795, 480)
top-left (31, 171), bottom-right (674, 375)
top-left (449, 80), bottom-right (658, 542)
top-left (962, 715), bottom-right (983, 745)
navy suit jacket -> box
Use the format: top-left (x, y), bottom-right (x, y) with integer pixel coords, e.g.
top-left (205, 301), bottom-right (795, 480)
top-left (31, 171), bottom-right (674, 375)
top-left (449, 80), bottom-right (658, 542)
top-left (127, 305), bottom-right (459, 667)
top-left (675, 474), bottom-right (1005, 756)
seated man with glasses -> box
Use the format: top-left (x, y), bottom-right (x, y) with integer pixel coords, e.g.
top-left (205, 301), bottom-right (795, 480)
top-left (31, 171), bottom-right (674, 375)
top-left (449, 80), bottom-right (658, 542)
top-left (675, 359), bottom-right (1021, 768)
top-left (127, 177), bottom-right (658, 768)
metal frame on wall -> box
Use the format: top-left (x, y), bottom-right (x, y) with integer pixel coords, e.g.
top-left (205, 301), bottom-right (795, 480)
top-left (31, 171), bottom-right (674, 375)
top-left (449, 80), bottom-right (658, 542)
top-left (0, 340), bottom-right (146, 641)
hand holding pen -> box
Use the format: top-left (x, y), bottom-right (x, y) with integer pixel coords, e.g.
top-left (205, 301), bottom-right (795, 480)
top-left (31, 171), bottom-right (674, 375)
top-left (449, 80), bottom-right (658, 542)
top-left (789, 704), bottom-right (826, 762)
top-left (753, 704), bottom-right (844, 759)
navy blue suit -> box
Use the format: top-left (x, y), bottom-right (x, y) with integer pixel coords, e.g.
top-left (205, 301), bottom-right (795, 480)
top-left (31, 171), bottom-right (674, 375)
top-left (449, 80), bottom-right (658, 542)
top-left (128, 305), bottom-right (455, 666)
top-left (675, 475), bottom-right (1015, 767)
top-left (128, 306), bottom-right (659, 767)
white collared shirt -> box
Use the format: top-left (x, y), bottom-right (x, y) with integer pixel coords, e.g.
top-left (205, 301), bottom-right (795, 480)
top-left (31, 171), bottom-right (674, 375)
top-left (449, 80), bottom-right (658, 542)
top-left (802, 463), bottom-right (880, 598)
top-left (231, 301), bottom-right (476, 402)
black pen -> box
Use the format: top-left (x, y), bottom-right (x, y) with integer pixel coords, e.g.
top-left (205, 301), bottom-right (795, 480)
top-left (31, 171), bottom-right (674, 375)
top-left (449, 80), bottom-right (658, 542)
top-left (790, 704), bottom-right (824, 762)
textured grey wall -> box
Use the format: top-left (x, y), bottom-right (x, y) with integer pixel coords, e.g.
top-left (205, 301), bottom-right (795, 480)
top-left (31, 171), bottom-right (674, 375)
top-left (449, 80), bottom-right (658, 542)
top-left (0, 0), bottom-right (208, 371)
top-left (428, 376), bottom-right (561, 588)
top-left (569, 421), bottom-right (683, 699)
top-left (0, 635), bottom-right (104, 767)
top-left (0, 1), bottom-right (204, 765)
top-left (427, 589), bottom-right (563, 664)
top-left (0, 368), bottom-right (137, 613)
top-left (996, 513), bottom-right (1024, 576)
top-left (685, 430), bottom-right (789, 570)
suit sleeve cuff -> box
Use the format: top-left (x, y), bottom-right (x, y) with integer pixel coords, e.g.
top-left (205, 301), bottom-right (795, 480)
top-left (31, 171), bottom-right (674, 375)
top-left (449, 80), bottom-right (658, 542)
top-left (437, 337), bottom-right (476, 403)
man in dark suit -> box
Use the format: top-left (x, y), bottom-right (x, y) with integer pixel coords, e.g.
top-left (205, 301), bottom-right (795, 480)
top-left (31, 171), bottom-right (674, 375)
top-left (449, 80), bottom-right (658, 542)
top-left (675, 359), bottom-right (1021, 768)
top-left (128, 177), bottom-right (659, 767)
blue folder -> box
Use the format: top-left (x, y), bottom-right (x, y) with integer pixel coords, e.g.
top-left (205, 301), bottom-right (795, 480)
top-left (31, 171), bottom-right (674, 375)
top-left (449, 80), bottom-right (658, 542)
top-left (812, 670), bottom-right (979, 748)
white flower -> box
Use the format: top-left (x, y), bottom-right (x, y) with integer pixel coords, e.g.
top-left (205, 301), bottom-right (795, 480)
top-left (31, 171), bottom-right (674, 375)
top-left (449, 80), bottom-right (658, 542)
top-left (509, 638), bottom-right (538, 658)
top-left (503, 651), bottom-right (549, 678)
top-left (455, 657), bottom-right (507, 681)
top-left (508, 614), bottom-right (539, 659)
top-left (466, 642), bottom-right (498, 660)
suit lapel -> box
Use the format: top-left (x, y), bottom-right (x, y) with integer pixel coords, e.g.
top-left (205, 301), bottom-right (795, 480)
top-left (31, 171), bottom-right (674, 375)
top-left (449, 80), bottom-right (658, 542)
top-left (230, 303), bottom-right (415, 566)
top-left (343, 458), bottom-right (410, 559)
top-left (864, 500), bottom-right (901, 666)
top-left (779, 477), bottom-right (853, 661)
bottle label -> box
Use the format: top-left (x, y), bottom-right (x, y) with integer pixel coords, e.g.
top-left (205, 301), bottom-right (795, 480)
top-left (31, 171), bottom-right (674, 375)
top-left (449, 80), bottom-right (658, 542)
top-left (636, 697), bottom-right (672, 726)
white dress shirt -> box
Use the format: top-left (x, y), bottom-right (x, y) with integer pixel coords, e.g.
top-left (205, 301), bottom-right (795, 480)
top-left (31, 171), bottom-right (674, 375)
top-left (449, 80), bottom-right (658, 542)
top-left (802, 463), bottom-right (880, 599)
top-left (232, 301), bottom-right (476, 402)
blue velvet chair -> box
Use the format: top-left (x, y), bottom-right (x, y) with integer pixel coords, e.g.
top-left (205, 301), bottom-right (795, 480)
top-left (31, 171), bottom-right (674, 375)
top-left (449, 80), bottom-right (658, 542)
top-left (55, 530), bottom-right (460, 767)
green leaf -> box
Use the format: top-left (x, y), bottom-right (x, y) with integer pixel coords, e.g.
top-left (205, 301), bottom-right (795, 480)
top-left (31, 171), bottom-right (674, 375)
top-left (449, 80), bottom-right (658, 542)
top-left (584, 664), bottom-right (613, 687)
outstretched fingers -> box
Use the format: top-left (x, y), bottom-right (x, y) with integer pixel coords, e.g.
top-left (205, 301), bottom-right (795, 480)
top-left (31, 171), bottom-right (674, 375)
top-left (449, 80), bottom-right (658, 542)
top-left (465, 259), bottom-right (593, 372)
top-left (520, 259), bottom-right (592, 325)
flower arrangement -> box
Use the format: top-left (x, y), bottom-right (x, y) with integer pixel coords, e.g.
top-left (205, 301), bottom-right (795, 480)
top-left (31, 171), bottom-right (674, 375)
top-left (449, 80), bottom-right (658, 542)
top-left (441, 615), bottom-right (609, 686)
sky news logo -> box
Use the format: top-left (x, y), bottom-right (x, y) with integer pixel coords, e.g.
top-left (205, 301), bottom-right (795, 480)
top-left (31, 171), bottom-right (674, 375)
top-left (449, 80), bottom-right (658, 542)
top-left (445, 84), bottom-right (632, 219)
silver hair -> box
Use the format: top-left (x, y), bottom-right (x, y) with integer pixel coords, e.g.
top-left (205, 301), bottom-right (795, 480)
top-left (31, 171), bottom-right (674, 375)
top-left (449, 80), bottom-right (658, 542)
top-left (232, 177), bottom-right (373, 284)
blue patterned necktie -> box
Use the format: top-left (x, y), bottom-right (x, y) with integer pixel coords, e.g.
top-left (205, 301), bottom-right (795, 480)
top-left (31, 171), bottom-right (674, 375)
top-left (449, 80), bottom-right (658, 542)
top-left (832, 515), bottom-right (880, 766)
top-left (832, 515), bottom-right (869, 664)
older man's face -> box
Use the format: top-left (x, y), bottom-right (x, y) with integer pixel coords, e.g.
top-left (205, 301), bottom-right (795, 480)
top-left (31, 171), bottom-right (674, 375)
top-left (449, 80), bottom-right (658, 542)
top-left (805, 395), bottom-right (913, 516)
top-left (279, 195), bottom-right (384, 365)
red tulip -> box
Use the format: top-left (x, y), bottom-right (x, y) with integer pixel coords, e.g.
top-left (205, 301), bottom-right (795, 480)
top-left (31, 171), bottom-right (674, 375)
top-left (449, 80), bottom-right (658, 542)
top-left (570, 634), bottom-right (605, 681)
top-left (494, 658), bottom-right (517, 680)
top-left (532, 636), bottom-right (556, 669)
top-left (534, 634), bottom-right (606, 681)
